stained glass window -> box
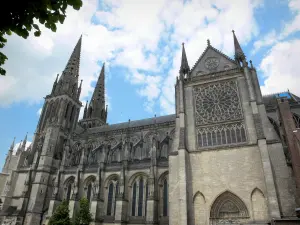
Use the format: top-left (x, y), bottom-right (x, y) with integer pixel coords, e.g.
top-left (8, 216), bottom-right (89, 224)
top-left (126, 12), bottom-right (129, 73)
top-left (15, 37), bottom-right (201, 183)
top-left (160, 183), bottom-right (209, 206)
top-left (87, 183), bottom-right (92, 203)
top-left (66, 183), bottom-right (72, 202)
top-left (131, 182), bottom-right (137, 216)
top-left (107, 183), bottom-right (114, 215)
top-left (138, 179), bottom-right (144, 216)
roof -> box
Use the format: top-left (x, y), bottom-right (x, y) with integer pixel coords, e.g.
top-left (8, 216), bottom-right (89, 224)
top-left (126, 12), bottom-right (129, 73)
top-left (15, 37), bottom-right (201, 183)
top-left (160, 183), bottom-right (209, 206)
top-left (77, 114), bottom-right (176, 134)
top-left (263, 91), bottom-right (300, 109)
top-left (190, 45), bottom-right (237, 73)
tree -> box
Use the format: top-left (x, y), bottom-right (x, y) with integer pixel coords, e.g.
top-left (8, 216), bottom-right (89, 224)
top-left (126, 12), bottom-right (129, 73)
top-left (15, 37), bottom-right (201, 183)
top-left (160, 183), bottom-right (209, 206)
top-left (48, 200), bottom-right (72, 225)
top-left (73, 198), bottom-right (93, 225)
top-left (0, 0), bottom-right (83, 76)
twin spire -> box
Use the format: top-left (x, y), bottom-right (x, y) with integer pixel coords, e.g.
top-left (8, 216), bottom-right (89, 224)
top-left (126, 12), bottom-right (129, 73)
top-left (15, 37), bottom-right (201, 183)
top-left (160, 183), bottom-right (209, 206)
top-left (51, 35), bottom-right (83, 100)
top-left (179, 30), bottom-right (247, 76)
top-left (83, 63), bottom-right (107, 123)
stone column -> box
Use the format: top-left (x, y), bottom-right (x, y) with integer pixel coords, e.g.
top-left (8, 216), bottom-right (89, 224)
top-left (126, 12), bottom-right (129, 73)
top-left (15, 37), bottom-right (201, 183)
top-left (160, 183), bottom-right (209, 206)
top-left (90, 166), bottom-right (105, 222)
top-left (146, 177), bottom-right (158, 224)
top-left (114, 163), bottom-right (128, 225)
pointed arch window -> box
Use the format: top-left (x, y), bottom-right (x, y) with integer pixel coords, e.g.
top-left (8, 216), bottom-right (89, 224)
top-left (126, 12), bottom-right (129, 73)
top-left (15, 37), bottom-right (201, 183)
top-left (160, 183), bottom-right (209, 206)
top-left (160, 144), bottom-right (168, 159)
top-left (107, 183), bottom-right (114, 215)
top-left (111, 148), bottom-right (120, 162)
top-left (106, 180), bottom-right (118, 216)
top-left (134, 146), bottom-right (142, 160)
top-left (131, 176), bottom-right (147, 217)
top-left (138, 178), bottom-right (144, 216)
top-left (131, 182), bottom-right (137, 216)
top-left (87, 183), bottom-right (92, 203)
top-left (66, 183), bottom-right (72, 202)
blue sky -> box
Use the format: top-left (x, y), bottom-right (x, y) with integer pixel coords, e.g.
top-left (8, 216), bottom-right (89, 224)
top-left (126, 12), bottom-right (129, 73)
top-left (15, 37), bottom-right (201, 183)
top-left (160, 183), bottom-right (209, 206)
top-left (1, 0), bottom-right (300, 168)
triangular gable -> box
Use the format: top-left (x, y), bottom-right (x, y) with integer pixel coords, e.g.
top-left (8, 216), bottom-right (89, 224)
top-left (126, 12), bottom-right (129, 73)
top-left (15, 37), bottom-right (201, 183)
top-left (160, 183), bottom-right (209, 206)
top-left (190, 45), bottom-right (238, 77)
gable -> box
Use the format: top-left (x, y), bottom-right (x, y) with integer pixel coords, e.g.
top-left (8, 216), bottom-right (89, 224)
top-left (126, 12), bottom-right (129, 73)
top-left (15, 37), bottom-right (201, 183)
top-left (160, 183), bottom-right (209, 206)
top-left (190, 46), bottom-right (238, 77)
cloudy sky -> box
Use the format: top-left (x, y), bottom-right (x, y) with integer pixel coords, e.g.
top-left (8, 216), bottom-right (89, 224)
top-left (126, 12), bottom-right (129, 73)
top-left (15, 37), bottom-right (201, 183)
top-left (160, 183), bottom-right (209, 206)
top-left (0, 0), bottom-right (300, 167)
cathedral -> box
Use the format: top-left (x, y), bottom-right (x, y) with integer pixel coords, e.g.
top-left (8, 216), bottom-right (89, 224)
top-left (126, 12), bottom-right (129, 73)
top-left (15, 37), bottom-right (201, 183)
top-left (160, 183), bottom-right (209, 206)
top-left (1, 31), bottom-right (300, 225)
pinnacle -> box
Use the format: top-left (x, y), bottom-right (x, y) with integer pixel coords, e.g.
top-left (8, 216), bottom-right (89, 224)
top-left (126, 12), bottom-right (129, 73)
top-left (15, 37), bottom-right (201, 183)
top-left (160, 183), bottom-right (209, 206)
top-left (232, 30), bottom-right (245, 61)
top-left (179, 42), bottom-right (190, 75)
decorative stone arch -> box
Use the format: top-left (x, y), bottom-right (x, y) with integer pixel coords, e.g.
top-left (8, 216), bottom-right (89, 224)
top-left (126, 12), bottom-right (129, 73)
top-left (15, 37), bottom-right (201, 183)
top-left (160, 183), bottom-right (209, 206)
top-left (108, 144), bottom-right (121, 163)
top-left (193, 191), bottom-right (206, 203)
top-left (63, 176), bottom-right (75, 201)
top-left (210, 191), bottom-right (249, 225)
top-left (83, 175), bottom-right (97, 203)
top-left (158, 171), bottom-right (169, 217)
top-left (128, 172), bottom-right (149, 187)
top-left (104, 174), bottom-right (120, 188)
top-left (193, 191), bottom-right (206, 225)
top-left (104, 174), bottom-right (120, 216)
top-left (250, 188), bottom-right (268, 222)
top-left (128, 172), bottom-right (149, 217)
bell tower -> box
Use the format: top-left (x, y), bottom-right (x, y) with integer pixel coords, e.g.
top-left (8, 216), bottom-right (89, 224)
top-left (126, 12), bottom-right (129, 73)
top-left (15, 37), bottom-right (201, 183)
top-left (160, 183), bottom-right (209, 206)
top-left (22, 36), bottom-right (83, 225)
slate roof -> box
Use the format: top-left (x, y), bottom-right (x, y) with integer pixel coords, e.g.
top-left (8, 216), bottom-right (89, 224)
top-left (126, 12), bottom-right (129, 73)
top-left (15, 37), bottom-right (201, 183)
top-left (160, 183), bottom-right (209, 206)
top-left (263, 92), bottom-right (300, 109)
top-left (76, 114), bottom-right (176, 135)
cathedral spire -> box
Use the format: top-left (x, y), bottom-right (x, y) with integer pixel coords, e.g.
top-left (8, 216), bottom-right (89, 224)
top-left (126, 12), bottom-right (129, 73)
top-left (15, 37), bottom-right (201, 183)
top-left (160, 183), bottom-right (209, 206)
top-left (63, 35), bottom-right (82, 77)
top-left (179, 43), bottom-right (190, 77)
top-left (54, 35), bottom-right (82, 97)
top-left (87, 63), bottom-right (107, 123)
top-left (232, 30), bottom-right (245, 62)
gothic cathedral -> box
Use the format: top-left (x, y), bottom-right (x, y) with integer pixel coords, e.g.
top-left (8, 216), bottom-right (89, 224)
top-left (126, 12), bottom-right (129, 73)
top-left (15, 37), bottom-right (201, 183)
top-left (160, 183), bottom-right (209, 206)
top-left (1, 31), bottom-right (300, 225)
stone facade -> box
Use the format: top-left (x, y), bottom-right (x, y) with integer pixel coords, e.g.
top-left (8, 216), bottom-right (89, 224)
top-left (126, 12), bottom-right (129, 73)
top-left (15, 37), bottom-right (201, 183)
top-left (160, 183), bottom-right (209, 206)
top-left (1, 32), bottom-right (300, 225)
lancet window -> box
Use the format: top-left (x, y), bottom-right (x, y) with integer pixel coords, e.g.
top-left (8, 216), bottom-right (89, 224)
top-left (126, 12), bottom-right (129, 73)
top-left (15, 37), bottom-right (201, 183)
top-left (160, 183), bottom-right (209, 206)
top-left (197, 123), bottom-right (246, 148)
top-left (106, 181), bottom-right (119, 216)
top-left (130, 176), bottom-right (148, 217)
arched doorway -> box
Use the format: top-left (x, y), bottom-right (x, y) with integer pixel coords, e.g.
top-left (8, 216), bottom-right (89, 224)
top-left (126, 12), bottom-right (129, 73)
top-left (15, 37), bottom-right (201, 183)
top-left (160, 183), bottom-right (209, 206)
top-left (210, 191), bottom-right (249, 225)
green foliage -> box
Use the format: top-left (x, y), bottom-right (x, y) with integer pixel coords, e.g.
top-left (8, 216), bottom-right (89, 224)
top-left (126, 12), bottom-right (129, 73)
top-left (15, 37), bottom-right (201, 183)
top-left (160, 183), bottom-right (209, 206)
top-left (73, 198), bottom-right (93, 225)
top-left (0, 0), bottom-right (83, 76)
top-left (48, 200), bottom-right (72, 225)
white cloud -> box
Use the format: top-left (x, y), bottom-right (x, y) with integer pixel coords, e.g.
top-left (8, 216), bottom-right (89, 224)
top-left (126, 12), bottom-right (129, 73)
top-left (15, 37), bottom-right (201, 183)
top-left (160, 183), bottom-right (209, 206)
top-left (0, 0), bottom-right (265, 116)
top-left (259, 39), bottom-right (300, 96)
top-left (252, 30), bottom-right (278, 55)
top-left (252, 0), bottom-right (300, 54)
top-left (37, 108), bottom-right (42, 116)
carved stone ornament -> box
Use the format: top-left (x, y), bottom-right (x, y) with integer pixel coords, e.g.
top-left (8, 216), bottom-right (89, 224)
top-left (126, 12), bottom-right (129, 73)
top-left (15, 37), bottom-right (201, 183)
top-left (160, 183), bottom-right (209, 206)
top-left (204, 57), bottom-right (219, 70)
top-left (194, 80), bottom-right (243, 125)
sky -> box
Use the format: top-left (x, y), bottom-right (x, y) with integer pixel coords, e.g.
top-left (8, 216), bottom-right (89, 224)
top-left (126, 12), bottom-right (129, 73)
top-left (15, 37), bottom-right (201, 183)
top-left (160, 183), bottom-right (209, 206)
top-left (0, 0), bottom-right (300, 168)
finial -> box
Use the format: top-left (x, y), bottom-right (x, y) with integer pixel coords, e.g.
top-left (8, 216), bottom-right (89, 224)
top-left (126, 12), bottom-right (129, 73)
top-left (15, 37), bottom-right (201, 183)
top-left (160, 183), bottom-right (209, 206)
top-left (232, 30), bottom-right (235, 33)
top-left (250, 60), bottom-right (254, 68)
top-left (182, 42), bottom-right (184, 46)
top-left (207, 39), bottom-right (211, 46)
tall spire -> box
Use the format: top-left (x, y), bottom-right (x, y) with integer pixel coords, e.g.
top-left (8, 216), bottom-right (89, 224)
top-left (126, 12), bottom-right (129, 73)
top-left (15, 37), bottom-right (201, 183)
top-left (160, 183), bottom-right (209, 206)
top-left (62, 35), bottom-right (82, 77)
top-left (88, 63), bottom-right (107, 122)
top-left (53, 35), bottom-right (82, 97)
top-left (179, 43), bottom-right (190, 76)
top-left (232, 30), bottom-right (245, 62)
